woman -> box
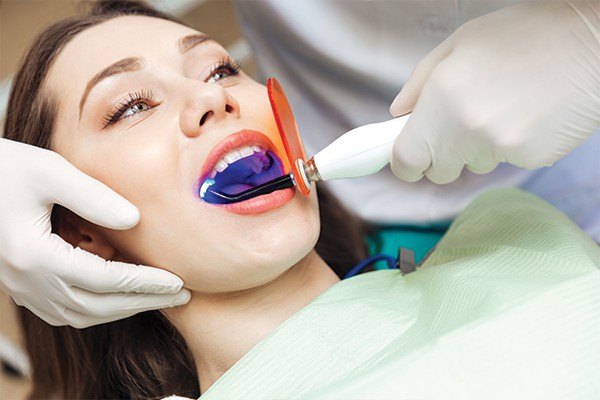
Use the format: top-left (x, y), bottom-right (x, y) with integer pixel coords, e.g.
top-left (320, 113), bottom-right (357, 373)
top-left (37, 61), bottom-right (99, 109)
top-left (5, 1), bottom-right (372, 397)
top-left (6, 1), bottom-right (599, 399)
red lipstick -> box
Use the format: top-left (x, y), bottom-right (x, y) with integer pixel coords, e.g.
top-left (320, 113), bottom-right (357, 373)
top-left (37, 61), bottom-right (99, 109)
top-left (219, 188), bottom-right (295, 215)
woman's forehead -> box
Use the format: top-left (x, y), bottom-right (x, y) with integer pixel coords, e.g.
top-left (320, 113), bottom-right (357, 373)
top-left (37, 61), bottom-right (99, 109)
top-left (65, 15), bottom-right (199, 60)
top-left (46, 15), bottom-right (202, 93)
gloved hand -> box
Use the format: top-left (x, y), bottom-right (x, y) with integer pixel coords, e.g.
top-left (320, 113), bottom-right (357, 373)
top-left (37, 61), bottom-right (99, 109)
top-left (0, 139), bottom-right (190, 328)
top-left (390, 1), bottom-right (600, 184)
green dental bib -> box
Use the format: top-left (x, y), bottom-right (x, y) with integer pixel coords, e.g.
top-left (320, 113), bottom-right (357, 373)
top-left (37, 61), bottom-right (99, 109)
top-left (200, 189), bottom-right (600, 400)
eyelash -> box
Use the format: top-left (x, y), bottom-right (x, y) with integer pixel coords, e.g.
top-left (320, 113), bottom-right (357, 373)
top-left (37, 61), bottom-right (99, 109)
top-left (208, 57), bottom-right (241, 83)
top-left (101, 57), bottom-right (242, 129)
top-left (102, 89), bottom-right (156, 128)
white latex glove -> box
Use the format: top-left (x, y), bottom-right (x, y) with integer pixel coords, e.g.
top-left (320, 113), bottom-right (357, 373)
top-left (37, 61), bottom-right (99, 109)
top-left (0, 139), bottom-right (190, 328)
top-left (390, 1), bottom-right (600, 184)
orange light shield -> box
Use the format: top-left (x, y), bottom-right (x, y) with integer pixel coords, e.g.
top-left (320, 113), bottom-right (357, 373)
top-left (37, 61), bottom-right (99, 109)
top-left (267, 78), bottom-right (311, 196)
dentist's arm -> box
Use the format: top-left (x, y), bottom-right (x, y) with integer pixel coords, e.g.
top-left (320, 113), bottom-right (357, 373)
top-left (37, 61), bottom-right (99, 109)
top-left (0, 139), bottom-right (190, 329)
top-left (389, 2), bottom-right (600, 184)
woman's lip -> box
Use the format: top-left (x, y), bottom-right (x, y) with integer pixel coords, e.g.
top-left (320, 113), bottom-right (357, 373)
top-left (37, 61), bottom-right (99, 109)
top-left (217, 187), bottom-right (295, 215)
top-left (199, 129), bottom-right (278, 182)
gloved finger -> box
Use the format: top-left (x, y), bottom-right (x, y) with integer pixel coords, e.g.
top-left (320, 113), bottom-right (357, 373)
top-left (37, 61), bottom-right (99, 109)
top-left (17, 302), bottom-right (66, 327)
top-left (64, 287), bottom-right (191, 322)
top-left (40, 151), bottom-right (139, 230)
top-left (63, 305), bottom-right (167, 329)
top-left (465, 155), bottom-right (499, 175)
top-left (389, 41), bottom-right (452, 117)
top-left (424, 149), bottom-right (465, 184)
top-left (43, 234), bottom-right (184, 294)
top-left (61, 309), bottom-right (131, 329)
top-left (390, 113), bottom-right (432, 182)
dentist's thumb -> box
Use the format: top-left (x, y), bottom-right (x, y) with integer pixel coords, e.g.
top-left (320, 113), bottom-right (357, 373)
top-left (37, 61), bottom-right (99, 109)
top-left (389, 41), bottom-right (451, 118)
top-left (42, 148), bottom-right (141, 230)
top-left (388, 39), bottom-right (463, 184)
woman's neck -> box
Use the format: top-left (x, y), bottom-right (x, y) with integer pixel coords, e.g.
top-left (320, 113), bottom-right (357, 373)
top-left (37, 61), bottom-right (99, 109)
top-left (167, 250), bottom-right (340, 392)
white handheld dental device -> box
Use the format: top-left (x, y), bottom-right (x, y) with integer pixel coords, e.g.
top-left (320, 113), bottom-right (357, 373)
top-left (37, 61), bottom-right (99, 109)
top-left (302, 116), bottom-right (410, 183)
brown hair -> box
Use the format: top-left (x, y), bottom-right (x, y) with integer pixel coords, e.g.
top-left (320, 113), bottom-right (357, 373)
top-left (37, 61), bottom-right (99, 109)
top-left (4, 1), bottom-right (373, 398)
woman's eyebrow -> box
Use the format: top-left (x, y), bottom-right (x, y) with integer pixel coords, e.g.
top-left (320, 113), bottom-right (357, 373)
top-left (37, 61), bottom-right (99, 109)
top-left (178, 33), bottom-right (212, 54)
top-left (79, 57), bottom-right (143, 119)
top-left (78, 33), bottom-right (212, 120)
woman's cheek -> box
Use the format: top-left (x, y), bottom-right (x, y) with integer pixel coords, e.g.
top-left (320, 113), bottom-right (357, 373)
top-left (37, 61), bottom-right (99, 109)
top-left (106, 135), bottom-right (178, 202)
top-left (232, 82), bottom-right (273, 123)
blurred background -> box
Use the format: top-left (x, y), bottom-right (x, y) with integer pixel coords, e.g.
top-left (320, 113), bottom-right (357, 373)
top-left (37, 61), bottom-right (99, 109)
top-left (0, 1), bottom-right (253, 397)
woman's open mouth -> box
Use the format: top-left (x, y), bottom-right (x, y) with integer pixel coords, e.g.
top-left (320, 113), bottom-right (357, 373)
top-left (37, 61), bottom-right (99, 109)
top-left (200, 147), bottom-right (285, 202)
top-left (197, 130), bottom-right (295, 214)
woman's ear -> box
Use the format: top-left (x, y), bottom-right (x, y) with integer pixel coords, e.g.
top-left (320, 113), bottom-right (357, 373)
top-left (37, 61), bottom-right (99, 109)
top-left (55, 209), bottom-right (118, 260)
top-left (75, 225), bottom-right (118, 260)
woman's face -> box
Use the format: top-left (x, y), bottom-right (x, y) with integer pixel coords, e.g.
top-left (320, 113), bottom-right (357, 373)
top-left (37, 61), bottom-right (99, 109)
top-left (45, 16), bottom-right (320, 293)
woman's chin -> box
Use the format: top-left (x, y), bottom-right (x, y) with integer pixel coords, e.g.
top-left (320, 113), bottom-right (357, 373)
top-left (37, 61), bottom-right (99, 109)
top-left (184, 230), bottom-right (319, 294)
top-left (169, 189), bottom-right (320, 294)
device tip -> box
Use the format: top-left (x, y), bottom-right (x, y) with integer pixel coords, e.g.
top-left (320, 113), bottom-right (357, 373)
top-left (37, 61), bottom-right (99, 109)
top-left (303, 157), bottom-right (321, 182)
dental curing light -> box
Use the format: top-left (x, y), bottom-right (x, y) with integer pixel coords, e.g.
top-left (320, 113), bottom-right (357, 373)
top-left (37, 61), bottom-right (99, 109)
top-left (302, 115), bottom-right (410, 182)
top-left (201, 78), bottom-right (410, 204)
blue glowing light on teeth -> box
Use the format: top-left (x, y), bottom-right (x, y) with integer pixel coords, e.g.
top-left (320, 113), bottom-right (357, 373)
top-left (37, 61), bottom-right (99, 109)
top-left (199, 150), bottom-right (286, 204)
top-left (199, 178), bottom-right (216, 199)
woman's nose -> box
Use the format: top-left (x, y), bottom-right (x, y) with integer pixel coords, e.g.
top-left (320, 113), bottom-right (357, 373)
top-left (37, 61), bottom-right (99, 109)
top-left (180, 84), bottom-right (240, 138)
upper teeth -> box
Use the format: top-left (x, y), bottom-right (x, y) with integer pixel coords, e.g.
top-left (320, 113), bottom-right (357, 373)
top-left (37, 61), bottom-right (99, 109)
top-left (211, 145), bottom-right (266, 177)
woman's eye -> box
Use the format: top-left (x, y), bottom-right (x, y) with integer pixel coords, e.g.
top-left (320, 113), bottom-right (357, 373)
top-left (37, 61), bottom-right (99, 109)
top-left (123, 102), bottom-right (151, 118)
top-left (206, 60), bottom-right (241, 84)
top-left (102, 90), bottom-right (157, 128)
top-left (208, 71), bottom-right (229, 83)
top-left (208, 68), bottom-right (233, 83)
